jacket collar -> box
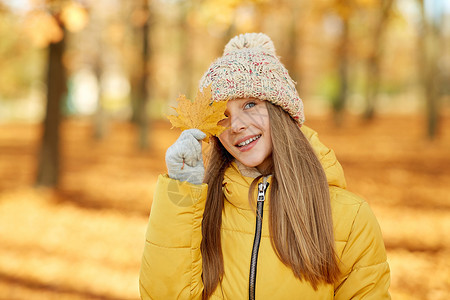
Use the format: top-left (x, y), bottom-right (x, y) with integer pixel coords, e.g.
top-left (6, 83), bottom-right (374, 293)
top-left (300, 125), bottom-right (347, 189)
top-left (223, 162), bottom-right (271, 210)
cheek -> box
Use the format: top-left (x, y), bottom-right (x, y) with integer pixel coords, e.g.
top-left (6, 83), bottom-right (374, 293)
top-left (218, 131), bottom-right (231, 148)
top-left (219, 130), bottom-right (238, 156)
top-left (252, 109), bottom-right (270, 127)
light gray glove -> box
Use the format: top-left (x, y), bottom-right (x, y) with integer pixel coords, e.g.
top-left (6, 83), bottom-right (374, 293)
top-left (165, 129), bottom-right (206, 185)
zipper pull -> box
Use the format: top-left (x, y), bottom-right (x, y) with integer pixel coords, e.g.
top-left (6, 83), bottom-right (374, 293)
top-left (257, 177), bottom-right (269, 202)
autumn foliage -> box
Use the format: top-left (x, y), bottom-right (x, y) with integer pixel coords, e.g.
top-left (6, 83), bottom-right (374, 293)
top-left (0, 0), bottom-right (449, 299)
top-left (166, 85), bottom-right (228, 143)
top-left (1, 113), bottom-right (449, 299)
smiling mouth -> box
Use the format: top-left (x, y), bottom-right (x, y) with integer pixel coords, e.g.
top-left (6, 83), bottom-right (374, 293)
top-left (236, 135), bottom-right (261, 147)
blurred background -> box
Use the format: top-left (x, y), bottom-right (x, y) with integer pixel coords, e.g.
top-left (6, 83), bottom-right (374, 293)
top-left (0, 0), bottom-right (449, 299)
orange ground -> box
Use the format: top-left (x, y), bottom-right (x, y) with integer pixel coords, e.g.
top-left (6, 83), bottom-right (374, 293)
top-left (0, 113), bottom-right (449, 299)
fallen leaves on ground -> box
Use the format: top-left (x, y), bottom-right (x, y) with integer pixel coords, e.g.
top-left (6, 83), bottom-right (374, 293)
top-left (0, 113), bottom-right (449, 299)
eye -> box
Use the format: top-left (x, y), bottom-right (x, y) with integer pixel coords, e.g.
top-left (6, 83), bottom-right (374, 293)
top-left (244, 101), bottom-right (256, 110)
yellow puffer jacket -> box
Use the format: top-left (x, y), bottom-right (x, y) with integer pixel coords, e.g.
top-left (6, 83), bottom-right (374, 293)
top-left (139, 126), bottom-right (391, 299)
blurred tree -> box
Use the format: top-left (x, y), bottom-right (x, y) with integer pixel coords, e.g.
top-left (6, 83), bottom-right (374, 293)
top-left (363, 0), bottom-right (394, 120)
top-left (35, 0), bottom-right (88, 186)
top-left (128, 2), bottom-right (141, 125)
top-left (284, 0), bottom-right (303, 83)
top-left (91, 13), bottom-right (106, 140)
top-left (318, 0), bottom-right (397, 124)
top-left (416, 0), bottom-right (444, 139)
top-left (178, 0), bottom-right (195, 98)
top-left (130, 0), bottom-right (152, 150)
top-left (36, 8), bottom-right (67, 187)
top-left (332, 0), bottom-right (351, 126)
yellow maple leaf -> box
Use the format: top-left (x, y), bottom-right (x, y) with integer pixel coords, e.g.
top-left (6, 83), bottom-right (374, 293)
top-left (167, 85), bottom-right (228, 143)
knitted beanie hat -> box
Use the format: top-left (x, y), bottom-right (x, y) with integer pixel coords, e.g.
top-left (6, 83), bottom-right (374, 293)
top-left (199, 32), bottom-right (304, 124)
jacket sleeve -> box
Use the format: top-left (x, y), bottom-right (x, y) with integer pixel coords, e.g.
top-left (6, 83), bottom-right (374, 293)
top-left (139, 174), bottom-right (207, 300)
top-left (334, 201), bottom-right (391, 300)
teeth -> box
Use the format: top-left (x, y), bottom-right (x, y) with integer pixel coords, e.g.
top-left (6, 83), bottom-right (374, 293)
top-left (237, 135), bottom-right (261, 147)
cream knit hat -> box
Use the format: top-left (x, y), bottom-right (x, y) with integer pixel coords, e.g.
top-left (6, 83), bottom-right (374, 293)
top-left (199, 32), bottom-right (304, 124)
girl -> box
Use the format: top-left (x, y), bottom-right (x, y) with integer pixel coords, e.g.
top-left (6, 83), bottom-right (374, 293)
top-left (139, 33), bottom-right (390, 299)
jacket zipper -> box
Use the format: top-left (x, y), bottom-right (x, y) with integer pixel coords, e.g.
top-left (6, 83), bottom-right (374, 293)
top-left (249, 176), bottom-right (269, 300)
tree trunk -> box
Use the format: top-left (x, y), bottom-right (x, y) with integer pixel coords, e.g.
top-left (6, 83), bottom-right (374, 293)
top-left (137, 0), bottom-right (151, 150)
top-left (333, 16), bottom-right (349, 126)
top-left (285, 0), bottom-right (300, 83)
top-left (363, 0), bottom-right (394, 120)
top-left (417, 0), bottom-right (442, 139)
top-left (128, 0), bottom-right (152, 150)
top-left (93, 51), bottom-right (106, 140)
top-left (424, 28), bottom-right (441, 139)
top-left (364, 54), bottom-right (379, 120)
top-left (90, 5), bottom-right (107, 140)
top-left (36, 28), bottom-right (66, 187)
top-left (178, 1), bottom-right (195, 97)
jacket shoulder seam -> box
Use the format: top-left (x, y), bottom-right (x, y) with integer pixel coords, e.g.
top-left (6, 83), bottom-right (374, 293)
top-left (221, 227), bottom-right (257, 236)
top-left (339, 201), bottom-right (363, 254)
top-left (351, 260), bottom-right (389, 272)
top-left (330, 187), bottom-right (365, 206)
top-left (145, 239), bottom-right (193, 249)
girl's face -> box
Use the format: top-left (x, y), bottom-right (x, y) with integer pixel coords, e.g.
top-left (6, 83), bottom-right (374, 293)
top-left (218, 98), bottom-right (272, 173)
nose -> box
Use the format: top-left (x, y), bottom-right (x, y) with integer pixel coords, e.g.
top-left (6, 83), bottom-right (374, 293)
top-left (230, 114), bottom-right (247, 133)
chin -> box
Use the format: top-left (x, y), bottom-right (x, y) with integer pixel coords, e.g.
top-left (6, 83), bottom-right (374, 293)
top-left (238, 160), bottom-right (262, 169)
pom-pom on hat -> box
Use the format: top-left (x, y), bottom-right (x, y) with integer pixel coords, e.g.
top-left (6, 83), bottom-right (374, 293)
top-left (199, 32), bottom-right (304, 124)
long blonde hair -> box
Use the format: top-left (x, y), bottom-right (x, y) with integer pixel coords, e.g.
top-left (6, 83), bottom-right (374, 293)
top-left (201, 103), bottom-right (340, 299)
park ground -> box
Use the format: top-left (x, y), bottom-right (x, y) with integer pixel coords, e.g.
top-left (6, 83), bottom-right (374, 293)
top-left (0, 112), bottom-right (449, 299)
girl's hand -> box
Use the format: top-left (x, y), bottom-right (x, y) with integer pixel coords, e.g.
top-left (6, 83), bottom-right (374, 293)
top-left (165, 129), bottom-right (206, 185)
